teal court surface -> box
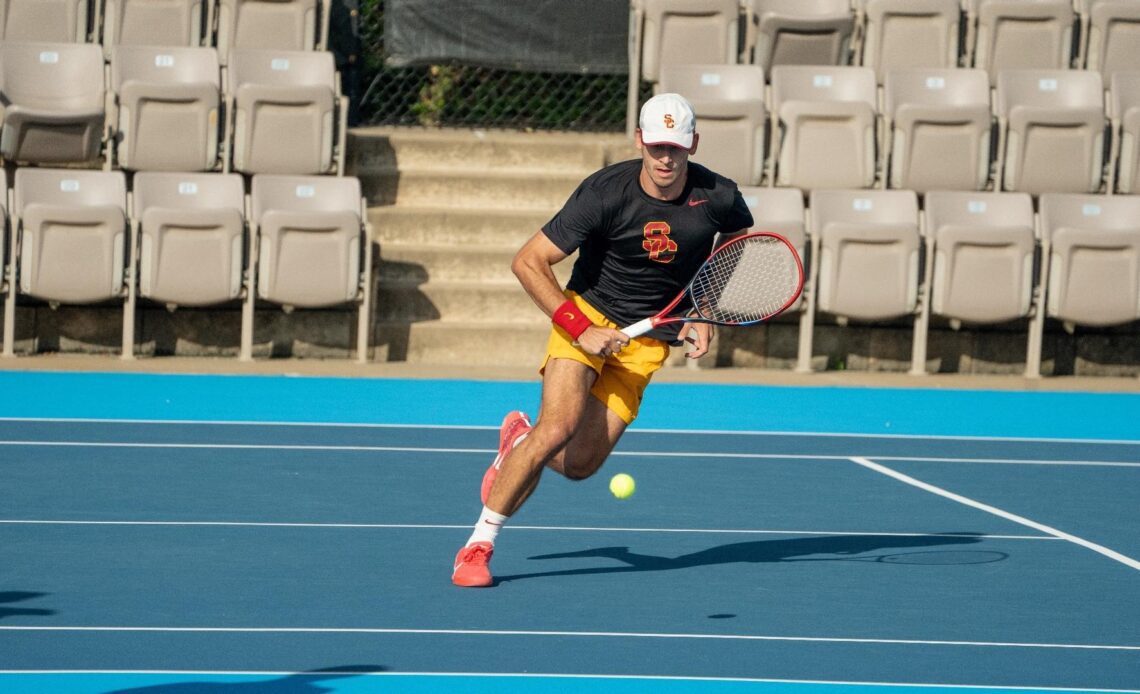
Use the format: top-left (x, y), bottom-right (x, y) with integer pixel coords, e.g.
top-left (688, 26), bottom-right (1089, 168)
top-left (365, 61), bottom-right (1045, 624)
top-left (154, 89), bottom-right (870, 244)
top-left (0, 370), bottom-right (1138, 693)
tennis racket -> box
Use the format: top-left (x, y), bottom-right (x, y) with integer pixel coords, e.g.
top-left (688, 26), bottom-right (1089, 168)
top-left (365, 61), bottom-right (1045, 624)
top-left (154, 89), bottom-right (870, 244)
top-left (621, 231), bottom-right (804, 339)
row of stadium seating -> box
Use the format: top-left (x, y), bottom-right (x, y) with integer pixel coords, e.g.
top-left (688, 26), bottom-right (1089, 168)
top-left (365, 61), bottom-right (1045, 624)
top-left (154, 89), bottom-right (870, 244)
top-left (0, 168), bottom-right (371, 362)
top-left (0, 0), bottom-right (329, 61)
top-left (0, 40), bottom-right (346, 176)
top-left (634, 0), bottom-right (1140, 87)
top-left (668, 63), bottom-right (1140, 195)
top-left (739, 186), bottom-right (1140, 377)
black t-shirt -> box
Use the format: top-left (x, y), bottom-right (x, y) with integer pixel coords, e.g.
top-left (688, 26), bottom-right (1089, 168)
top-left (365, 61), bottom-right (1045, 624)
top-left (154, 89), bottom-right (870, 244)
top-left (542, 159), bottom-right (754, 341)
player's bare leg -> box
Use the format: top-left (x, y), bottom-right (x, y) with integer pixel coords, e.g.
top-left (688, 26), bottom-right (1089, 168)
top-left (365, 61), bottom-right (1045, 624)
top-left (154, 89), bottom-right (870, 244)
top-left (485, 357), bottom-right (627, 517)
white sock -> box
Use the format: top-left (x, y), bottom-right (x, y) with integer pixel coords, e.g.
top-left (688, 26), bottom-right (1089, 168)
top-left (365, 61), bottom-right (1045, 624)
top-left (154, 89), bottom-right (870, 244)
top-left (467, 507), bottom-right (508, 546)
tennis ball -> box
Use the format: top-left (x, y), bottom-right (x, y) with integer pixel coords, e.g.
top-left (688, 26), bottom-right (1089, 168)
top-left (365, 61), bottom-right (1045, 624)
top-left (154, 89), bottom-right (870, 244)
top-left (609, 473), bottom-right (636, 499)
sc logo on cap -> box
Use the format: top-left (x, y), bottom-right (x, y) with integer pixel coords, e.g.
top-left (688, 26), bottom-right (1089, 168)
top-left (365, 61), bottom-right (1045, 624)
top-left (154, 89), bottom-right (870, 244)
top-left (663, 114), bottom-right (675, 129)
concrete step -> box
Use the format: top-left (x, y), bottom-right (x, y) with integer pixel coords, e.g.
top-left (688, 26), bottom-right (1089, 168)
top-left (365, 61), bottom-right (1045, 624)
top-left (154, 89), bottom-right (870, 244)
top-left (373, 319), bottom-right (550, 366)
top-left (375, 280), bottom-right (545, 323)
top-left (360, 167), bottom-right (583, 210)
top-left (378, 243), bottom-right (573, 284)
top-left (369, 206), bottom-right (552, 247)
top-left (348, 126), bottom-right (613, 174)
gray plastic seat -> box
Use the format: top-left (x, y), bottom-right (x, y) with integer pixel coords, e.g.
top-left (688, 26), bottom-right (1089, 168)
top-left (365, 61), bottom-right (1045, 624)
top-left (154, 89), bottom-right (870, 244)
top-left (102, 0), bottom-right (211, 60)
top-left (915, 191), bottom-right (1038, 375)
top-left (1109, 70), bottom-right (1140, 194)
top-left (216, 0), bottom-right (327, 64)
top-left (110, 45), bottom-right (222, 171)
top-left (634, 0), bottom-right (739, 85)
top-left (995, 69), bottom-right (1106, 195)
top-left (0, 0), bottom-right (92, 42)
top-left (659, 64), bottom-right (768, 185)
top-left (132, 171), bottom-right (246, 310)
top-left (227, 48), bottom-right (342, 175)
top-left (1081, 0), bottom-right (1140, 83)
top-left (803, 188), bottom-right (921, 372)
top-left (5, 168), bottom-right (131, 356)
top-left (884, 67), bottom-right (993, 192)
top-left (857, 0), bottom-right (963, 83)
top-left (1038, 193), bottom-right (1140, 329)
top-left (746, 0), bottom-right (855, 77)
top-left (246, 174), bottom-right (372, 362)
top-left (972, 0), bottom-right (1077, 84)
top-left (0, 42), bottom-right (107, 165)
top-left (769, 65), bottom-right (878, 189)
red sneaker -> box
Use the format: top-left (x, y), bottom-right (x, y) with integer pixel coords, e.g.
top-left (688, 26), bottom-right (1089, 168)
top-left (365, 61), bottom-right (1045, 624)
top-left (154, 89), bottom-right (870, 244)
top-left (480, 411), bottom-right (532, 504)
top-left (452, 541), bottom-right (494, 587)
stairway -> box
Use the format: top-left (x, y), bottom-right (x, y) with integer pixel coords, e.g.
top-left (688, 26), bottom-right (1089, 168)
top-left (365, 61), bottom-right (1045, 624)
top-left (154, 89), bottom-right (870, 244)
top-left (348, 127), bottom-right (638, 367)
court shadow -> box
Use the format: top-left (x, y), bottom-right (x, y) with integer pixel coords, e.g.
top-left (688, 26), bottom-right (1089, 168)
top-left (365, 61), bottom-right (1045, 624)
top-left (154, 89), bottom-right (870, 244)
top-left (105, 665), bottom-right (388, 693)
top-left (0, 591), bottom-right (54, 620)
top-left (495, 532), bottom-right (994, 584)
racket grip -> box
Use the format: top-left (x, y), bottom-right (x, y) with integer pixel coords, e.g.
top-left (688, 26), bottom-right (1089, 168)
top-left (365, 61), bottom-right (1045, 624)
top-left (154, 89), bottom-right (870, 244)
top-left (620, 318), bottom-right (655, 338)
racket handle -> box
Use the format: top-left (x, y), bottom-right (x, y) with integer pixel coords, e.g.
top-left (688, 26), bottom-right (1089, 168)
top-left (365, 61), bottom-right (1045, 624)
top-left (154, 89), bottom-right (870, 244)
top-left (621, 318), bottom-right (655, 338)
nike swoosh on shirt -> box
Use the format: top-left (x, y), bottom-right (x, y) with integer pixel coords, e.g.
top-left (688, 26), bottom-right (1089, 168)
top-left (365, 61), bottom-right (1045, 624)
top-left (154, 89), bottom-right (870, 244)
top-left (688, 199), bottom-right (709, 207)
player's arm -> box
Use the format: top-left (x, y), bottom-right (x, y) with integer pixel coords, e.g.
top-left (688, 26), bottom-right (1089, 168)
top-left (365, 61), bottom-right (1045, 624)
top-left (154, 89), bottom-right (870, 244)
top-left (512, 232), bottom-right (627, 357)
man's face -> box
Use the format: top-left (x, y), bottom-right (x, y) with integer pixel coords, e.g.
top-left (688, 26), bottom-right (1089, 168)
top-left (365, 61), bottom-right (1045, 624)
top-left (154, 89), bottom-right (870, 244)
top-left (636, 131), bottom-right (698, 195)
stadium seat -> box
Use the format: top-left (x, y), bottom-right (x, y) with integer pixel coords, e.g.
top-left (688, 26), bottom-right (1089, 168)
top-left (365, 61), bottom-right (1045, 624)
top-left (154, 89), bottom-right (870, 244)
top-left (995, 69), bottom-right (1106, 195)
top-left (883, 67), bottom-right (993, 193)
top-left (633, 0), bottom-right (739, 85)
top-left (1038, 193), bottom-right (1140, 328)
top-left (627, 0), bottom-right (739, 135)
top-left (0, 42), bottom-right (107, 165)
top-left (1081, 0), bottom-right (1140, 83)
top-left (971, 0), bottom-right (1077, 84)
top-left (804, 189), bottom-right (921, 371)
top-left (1030, 192), bottom-right (1140, 375)
top-left (857, 0), bottom-right (963, 83)
top-left (246, 174), bottom-right (372, 362)
top-left (110, 45), bottom-right (223, 172)
top-left (5, 168), bottom-right (130, 356)
top-left (131, 171), bottom-right (246, 310)
top-left (658, 64), bottom-right (768, 186)
top-left (737, 186), bottom-right (814, 371)
top-left (745, 0), bottom-right (855, 77)
top-left (914, 190), bottom-right (1037, 376)
top-left (1109, 70), bottom-right (1140, 194)
top-left (226, 48), bottom-right (344, 175)
top-left (0, 0), bottom-right (92, 42)
top-left (769, 65), bottom-right (878, 190)
top-left (215, 0), bottom-right (328, 64)
top-left (102, 0), bottom-right (212, 59)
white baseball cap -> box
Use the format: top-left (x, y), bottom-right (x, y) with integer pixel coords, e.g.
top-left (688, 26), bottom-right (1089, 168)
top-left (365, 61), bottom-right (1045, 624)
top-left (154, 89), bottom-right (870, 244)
top-left (639, 93), bottom-right (696, 149)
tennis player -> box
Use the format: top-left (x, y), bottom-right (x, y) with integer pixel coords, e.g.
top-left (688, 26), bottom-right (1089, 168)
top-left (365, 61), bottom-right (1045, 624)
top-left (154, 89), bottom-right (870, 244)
top-left (453, 93), bottom-right (754, 587)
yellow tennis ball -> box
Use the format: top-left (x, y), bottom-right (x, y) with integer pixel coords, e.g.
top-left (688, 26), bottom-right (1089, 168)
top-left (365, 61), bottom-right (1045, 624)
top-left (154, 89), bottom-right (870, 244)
top-left (609, 473), bottom-right (636, 499)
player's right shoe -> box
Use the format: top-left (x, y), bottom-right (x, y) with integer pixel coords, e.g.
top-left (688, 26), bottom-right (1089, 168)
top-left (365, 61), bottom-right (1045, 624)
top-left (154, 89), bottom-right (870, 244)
top-left (480, 410), bottom-right (532, 505)
top-left (452, 541), bottom-right (494, 587)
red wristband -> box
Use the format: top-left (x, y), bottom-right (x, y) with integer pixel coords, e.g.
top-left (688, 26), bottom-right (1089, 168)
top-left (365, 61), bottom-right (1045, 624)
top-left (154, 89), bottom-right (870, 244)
top-left (552, 299), bottom-right (594, 340)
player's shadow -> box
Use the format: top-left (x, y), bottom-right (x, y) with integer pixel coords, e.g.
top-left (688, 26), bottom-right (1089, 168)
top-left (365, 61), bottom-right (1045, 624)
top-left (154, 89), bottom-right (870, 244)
top-left (104, 665), bottom-right (388, 693)
top-left (0, 591), bottom-right (54, 620)
top-left (495, 532), bottom-right (1000, 584)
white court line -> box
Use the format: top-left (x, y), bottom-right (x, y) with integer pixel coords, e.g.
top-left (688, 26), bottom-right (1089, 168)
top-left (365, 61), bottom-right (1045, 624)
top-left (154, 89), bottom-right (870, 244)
top-left (0, 520), bottom-right (1055, 540)
top-left (0, 416), bottom-right (1136, 445)
top-left (1, 672), bottom-right (1138, 694)
top-left (0, 626), bottom-right (1136, 651)
top-left (0, 439), bottom-right (1135, 468)
top-left (850, 457), bottom-right (1140, 572)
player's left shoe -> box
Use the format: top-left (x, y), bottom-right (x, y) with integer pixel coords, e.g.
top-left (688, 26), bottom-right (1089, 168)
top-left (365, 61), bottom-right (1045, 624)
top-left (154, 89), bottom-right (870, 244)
top-left (452, 541), bottom-right (494, 587)
top-left (480, 410), bottom-right (532, 504)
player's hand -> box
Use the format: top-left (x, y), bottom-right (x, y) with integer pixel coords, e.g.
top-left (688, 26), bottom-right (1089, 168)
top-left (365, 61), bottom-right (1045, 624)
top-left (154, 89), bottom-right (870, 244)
top-left (680, 322), bottom-right (713, 359)
top-left (579, 326), bottom-right (629, 358)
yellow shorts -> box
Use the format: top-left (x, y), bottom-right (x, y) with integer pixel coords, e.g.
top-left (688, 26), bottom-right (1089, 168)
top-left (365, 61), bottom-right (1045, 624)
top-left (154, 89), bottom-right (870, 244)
top-left (541, 292), bottom-right (670, 424)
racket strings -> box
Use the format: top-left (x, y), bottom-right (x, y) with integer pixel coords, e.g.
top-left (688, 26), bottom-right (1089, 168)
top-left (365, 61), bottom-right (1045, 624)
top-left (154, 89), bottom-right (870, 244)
top-left (689, 235), bottom-right (801, 324)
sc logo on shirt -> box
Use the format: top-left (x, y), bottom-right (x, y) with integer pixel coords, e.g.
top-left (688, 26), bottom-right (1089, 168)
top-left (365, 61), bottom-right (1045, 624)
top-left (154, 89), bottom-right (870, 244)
top-left (642, 221), bottom-right (677, 263)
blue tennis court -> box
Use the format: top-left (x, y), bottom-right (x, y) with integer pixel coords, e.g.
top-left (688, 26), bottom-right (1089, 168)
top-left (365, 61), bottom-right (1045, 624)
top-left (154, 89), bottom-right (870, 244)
top-left (1, 371), bottom-right (1137, 693)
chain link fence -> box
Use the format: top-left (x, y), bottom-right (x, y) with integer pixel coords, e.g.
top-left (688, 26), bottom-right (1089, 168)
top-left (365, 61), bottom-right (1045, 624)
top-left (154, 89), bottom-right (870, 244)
top-left (357, 0), bottom-right (646, 132)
